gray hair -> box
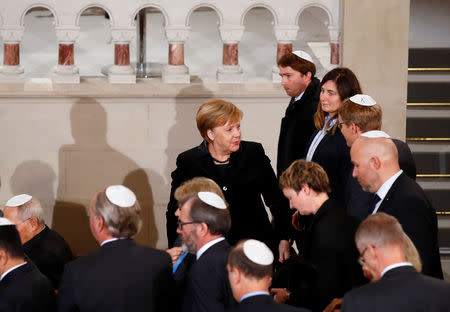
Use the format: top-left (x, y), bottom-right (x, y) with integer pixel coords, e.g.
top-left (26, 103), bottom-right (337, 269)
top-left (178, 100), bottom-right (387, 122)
top-left (92, 191), bottom-right (142, 238)
top-left (17, 197), bottom-right (45, 225)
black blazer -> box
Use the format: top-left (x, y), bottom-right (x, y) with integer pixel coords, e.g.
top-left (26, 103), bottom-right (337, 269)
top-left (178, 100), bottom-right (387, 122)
top-left (290, 199), bottom-right (364, 312)
top-left (392, 139), bottom-right (416, 180)
top-left (306, 127), bottom-right (352, 206)
top-left (0, 262), bottom-right (56, 312)
top-left (277, 77), bottom-right (320, 177)
top-left (234, 294), bottom-right (310, 312)
top-left (377, 173), bottom-right (443, 279)
top-left (23, 225), bottom-right (73, 289)
top-left (342, 266), bottom-right (450, 312)
top-left (182, 239), bottom-right (236, 312)
top-left (167, 141), bottom-right (291, 250)
top-left (58, 239), bottom-right (174, 312)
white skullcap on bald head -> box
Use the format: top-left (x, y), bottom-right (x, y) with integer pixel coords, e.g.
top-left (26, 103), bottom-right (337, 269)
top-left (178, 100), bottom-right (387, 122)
top-left (292, 50), bottom-right (314, 64)
top-left (105, 185), bottom-right (136, 207)
top-left (361, 130), bottom-right (391, 139)
top-left (6, 194), bottom-right (32, 207)
top-left (0, 217), bottom-right (14, 226)
top-left (198, 192), bottom-right (227, 209)
top-left (243, 239), bottom-right (274, 265)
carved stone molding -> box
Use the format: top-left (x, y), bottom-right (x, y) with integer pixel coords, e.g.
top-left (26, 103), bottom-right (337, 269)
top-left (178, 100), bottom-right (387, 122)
top-left (219, 25), bottom-right (245, 44)
top-left (111, 27), bottom-right (136, 44)
top-left (273, 25), bottom-right (299, 44)
top-left (165, 26), bottom-right (190, 44)
top-left (55, 26), bottom-right (80, 44)
top-left (0, 26), bottom-right (25, 43)
top-left (328, 25), bottom-right (340, 44)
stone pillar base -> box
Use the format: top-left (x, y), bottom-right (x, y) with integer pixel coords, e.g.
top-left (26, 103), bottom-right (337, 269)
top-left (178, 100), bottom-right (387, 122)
top-left (108, 65), bottom-right (136, 84)
top-left (52, 65), bottom-right (80, 84)
top-left (217, 65), bottom-right (243, 83)
top-left (272, 65), bottom-right (281, 83)
top-left (162, 64), bottom-right (190, 83)
top-left (0, 65), bottom-right (25, 82)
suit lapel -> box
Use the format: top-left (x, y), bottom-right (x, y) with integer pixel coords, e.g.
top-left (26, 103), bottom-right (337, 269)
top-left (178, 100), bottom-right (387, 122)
top-left (377, 173), bottom-right (404, 213)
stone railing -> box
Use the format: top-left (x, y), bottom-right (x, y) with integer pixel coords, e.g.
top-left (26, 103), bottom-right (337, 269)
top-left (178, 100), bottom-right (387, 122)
top-left (0, 0), bottom-right (340, 84)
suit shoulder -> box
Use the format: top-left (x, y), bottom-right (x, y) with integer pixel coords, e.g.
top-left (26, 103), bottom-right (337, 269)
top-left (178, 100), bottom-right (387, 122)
top-left (177, 143), bottom-right (206, 160)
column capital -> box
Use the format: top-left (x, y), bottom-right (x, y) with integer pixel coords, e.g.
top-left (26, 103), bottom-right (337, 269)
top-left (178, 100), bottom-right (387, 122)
top-left (55, 26), bottom-right (80, 44)
top-left (219, 25), bottom-right (245, 44)
top-left (328, 25), bottom-right (340, 44)
top-left (0, 26), bottom-right (24, 43)
top-left (165, 26), bottom-right (190, 44)
top-left (273, 25), bottom-right (299, 44)
top-left (111, 27), bottom-right (136, 44)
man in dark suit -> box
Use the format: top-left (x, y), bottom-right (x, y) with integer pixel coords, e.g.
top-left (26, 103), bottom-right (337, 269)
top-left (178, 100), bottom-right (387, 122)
top-left (227, 239), bottom-right (309, 312)
top-left (342, 213), bottom-right (450, 311)
top-left (0, 217), bottom-right (55, 312)
top-left (277, 50), bottom-right (320, 178)
top-left (178, 192), bottom-right (236, 312)
top-left (338, 94), bottom-right (416, 220)
top-left (351, 136), bottom-right (443, 278)
top-left (58, 185), bottom-right (174, 312)
top-left (3, 194), bottom-right (73, 289)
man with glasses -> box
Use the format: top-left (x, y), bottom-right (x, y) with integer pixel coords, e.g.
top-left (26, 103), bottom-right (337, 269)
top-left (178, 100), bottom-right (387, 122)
top-left (177, 191), bottom-right (235, 312)
top-left (342, 213), bottom-right (450, 311)
top-left (3, 194), bottom-right (73, 289)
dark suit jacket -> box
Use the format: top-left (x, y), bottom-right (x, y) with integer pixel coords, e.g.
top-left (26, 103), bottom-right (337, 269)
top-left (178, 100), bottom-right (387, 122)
top-left (377, 173), bottom-right (443, 279)
top-left (58, 238), bottom-right (174, 312)
top-left (307, 127), bottom-right (352, 206)
top-left (182, 239), bottom-right (236, 312)
top-left (277, 77), bottom-right (320, 177)
top-left (290, 199), bottom-right (365, 312)
top-left (0, 262), bottom-right (56, 312)
top-left (392, 139), bottom-right (416, 180)
top-left (23, 225), bottom-right (73, 289)
top-left (234, 294), bottom-right (310, 312)
top-left (342, 266), bottom-right (450, 312)
top-left (167, 141), bottom-right (291, 251)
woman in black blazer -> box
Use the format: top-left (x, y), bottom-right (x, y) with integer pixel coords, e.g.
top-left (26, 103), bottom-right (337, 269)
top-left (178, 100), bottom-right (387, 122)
top-left (166, 99), bottom-right (291, 261)
top-left (304, 68), bottom-right (362, 206)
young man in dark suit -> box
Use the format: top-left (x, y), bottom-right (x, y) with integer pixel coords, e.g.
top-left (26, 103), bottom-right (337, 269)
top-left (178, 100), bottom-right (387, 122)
top-left (178, 192), bottom-right (236, 312)
top-left (227, 239), bottom-right (309, 312)
top-left (57, 185), bottom-right (174, 312)
top-left (277, 51), bottom-right (320, 178)
top-left (0, 217), bottom-right (55, 312)
top-left (351, 136), bottom-right (443, 278)
top-left (342, 213), bottom-right (450, 312)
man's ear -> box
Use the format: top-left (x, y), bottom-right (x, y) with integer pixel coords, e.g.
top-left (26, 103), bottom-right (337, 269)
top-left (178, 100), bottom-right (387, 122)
top-left (301, 184), bottom-right (311, 196)
top-left (228, 266), bottom-right (241, 285)
top-left (305, 71), bottom-right (312, 80)
top-left (93, 214), bottom-right (106, 233)
top-left (369, 156), bottom-right (381, 170)
top-left (0, 249), bottom-right (9, 268)
top-left (351, 123), bottom-right (361, 135)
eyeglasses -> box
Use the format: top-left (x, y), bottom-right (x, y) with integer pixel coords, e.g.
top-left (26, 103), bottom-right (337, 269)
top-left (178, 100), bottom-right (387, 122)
top-left (177, 220), bottom-right (200, 229)
top-left (358, 247), bottom-right (368, 265)
top-left (15, 217), bottom-right (32, 226)
top-left (337, 122), bottom-right (345, 129)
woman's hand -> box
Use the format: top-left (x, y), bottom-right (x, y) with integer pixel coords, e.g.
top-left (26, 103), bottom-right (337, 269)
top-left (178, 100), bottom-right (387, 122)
top-left (166, 247), bottom-right (183, 264)
top-left (278, 240), bottom-right (291, 262)
top-left (270, 288), bottom-right (290, 303)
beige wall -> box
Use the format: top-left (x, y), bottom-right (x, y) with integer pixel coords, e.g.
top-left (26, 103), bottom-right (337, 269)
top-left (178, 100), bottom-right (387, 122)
top-left (342, 0), bottom-right (410, 140)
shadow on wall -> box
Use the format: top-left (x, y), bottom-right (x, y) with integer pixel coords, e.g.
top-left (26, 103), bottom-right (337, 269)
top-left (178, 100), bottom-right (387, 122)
top-left (52, 99), bottom-right (159, 257)
top-left (10, 160), bottom-right (56, 226)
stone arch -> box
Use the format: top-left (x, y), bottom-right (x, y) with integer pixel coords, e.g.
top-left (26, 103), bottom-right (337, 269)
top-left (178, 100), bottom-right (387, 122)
top-left (296, 3), bottom-right (332, 26)
top-left (131, 4), bottom-right (169, 26)
top-left (185, 4), bottom-right (223, 27)
top-left (75, 4), bottom-right (114, 26)
top-left (240, 3), bottom-right (278, 26)
top-left (20, 4), bottom-right (59, 26)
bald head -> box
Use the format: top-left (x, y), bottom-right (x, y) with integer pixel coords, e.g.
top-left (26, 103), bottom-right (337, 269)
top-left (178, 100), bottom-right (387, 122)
top-left (351, 137), bottom-right (400, 193)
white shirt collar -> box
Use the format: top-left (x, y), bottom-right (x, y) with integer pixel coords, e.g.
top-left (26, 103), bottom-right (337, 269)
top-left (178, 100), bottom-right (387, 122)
top-left (196, 237), bottom-right (225, 260)
top-left (0, 262), bottom-right (27, 281)
top-left (240, 291), bottom-right (270, 302)
top-left (294, 90), bottom-right (305, 102)
top-left (381, 262), bottom-right (413, 277)
top-left (100, 237), bottom-right (123, 246)
top-left (372, 170), bottom-right (403, 214)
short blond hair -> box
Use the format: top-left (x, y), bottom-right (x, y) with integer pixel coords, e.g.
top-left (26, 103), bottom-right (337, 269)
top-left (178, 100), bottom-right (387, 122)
top-left (196, 99), bottom-right (243, 142)
top-left (279, 159), bottom-right (331, 193)
top-left (174, 177), bottom-right (224, 201)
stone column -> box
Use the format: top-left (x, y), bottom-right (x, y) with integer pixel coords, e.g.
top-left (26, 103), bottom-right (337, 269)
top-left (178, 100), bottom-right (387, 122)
top-left (329, 26), bottom-right (340, 65)
top-left (108, 27), bottom-right (136, 84)
top-left (217, 25), bottom-right (245, 83)
top-left (163, 26), bottom-right (190, 83)
top-left (273, 25), bottom-right (299, 82)
top-left (0, 26), bottom-right (25, 82)
top-left (52, 26), bottom-right (80, 83)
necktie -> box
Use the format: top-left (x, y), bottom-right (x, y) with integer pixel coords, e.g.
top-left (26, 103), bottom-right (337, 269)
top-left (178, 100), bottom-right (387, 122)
top-left (173, 251), bottom-right (189, 274)
top-left (370, 194), bottom-right (381, 214)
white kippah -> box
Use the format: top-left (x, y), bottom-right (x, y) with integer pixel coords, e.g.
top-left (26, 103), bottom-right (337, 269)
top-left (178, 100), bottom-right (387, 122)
top-left (6, 194), bottom-right (32, 207)
top-left (198, 191), bottom-right (227, 209)
top-left (243, 239), bottom-right (274, 265)
top-left (0, 217), bottom-right (15, 226)
top-left (105, 185), bottom-right (136, 208)
top-left (349, 94), bottom-right (377, 107)
top-left (361, 130), bottom-right (391, 139)
top-left (292, 50), bottom-right (314, 64)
